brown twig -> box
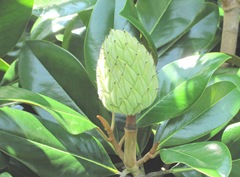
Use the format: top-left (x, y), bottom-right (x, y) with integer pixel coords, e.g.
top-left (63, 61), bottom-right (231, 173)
top-left (97, 115), bottom-right (124, 160)
top-left (119, 135), bottom-right (125, 148)
top-left (97, 114), bottom-right (163, 177)
top-left (137, 143), bottom-right (160, 166)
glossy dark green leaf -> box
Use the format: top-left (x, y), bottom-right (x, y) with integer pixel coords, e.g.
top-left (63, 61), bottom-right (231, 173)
top-left (157, 2), bottom-right (219, 68)
top-left (155, 81), bottom-right (240, 147)
top-left (18, 40), bottom-right (110, 127)
top-left (84, 0), bottom-right (116, 83)
top-left (222, 122), bottom-right (240, 160)
top-left (160, 142), bottom-right (231, 177)
top-left (84, 0), bottom-right (138, 83)
top-left (0, 107), bottom-right (118, 177)
top-left (137, 53), bottom-right (231, 127)
top-left (62, 14), bottom-right (86, 64)
top-left (193, 123), bottom-right (227, 143)
top-left (0, 0), bottom-right (33, 56)
top-left (120, 0), bottom-right (158, 62)
top-left (136, 0), bottom-right (171, 34)
top-left (229, 159), bottom-right (240, 177)
top-left (31, 0), bottom-right (96, 40)
top-left (210, 67), bottom-right (240, 90)
top-left (172, 164), bottom-right (207, 177)
top-left (204, 27), bottom-right (221, 53)
top-left (138, 0), bottom-right (204, 48)
top-left (33, 0), bottom-right (97, 17)
top-left (0, 86), bottom-right (96, 135)
top-left (3, 28), bottom-right (30, 64)
top-left (30, 17), bottom-right (71, 40)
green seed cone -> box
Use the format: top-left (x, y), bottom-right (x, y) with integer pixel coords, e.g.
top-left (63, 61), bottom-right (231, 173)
top-left (96, 29), bottom-right (158, 115)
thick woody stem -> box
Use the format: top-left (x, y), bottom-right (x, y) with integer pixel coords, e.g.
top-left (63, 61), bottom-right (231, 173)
top-left (220, 0), bottom-right (240, 54)
top-left (124, 115), bottom-right (137, 169)
top-left (123, 115), bottom-right (144, 176)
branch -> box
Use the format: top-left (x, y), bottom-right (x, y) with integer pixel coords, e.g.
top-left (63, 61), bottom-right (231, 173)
top-left (137, 143), bottom-right (159, 166)
top-left (97, 115), bottom-right (124, 160)
top-left (220, 0), bottom-right (240, 54)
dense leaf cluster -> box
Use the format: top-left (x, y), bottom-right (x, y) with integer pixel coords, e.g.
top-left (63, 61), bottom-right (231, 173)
top-left (0, 0), bottom-right (239, 177)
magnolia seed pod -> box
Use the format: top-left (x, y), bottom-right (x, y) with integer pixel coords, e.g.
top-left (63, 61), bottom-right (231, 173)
top-left (96, 29), bottom-right (158, 116)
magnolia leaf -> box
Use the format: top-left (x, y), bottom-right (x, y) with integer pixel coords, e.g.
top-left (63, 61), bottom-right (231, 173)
top-left (160, 142), bottom-right (231, 177)
top-left (0, 86), bottom-right (96, 135)
top-left (229, 159), bottom-right (240, 177)
top-left (222, 122), bottom-right (240, 160)
top-left (0, 0), bottom-right (33, 56)
top-left (18, 40), bottom-right (111, 128)
top-left (84, 0), bottom-right (137, 83)
top-left (0, 107), bottom-right (118, 177)
top-left (155, 81), bottom-right (240, 147)
top-left (138, 53), bottom-right (231, 126)
top-left (156, 2), bottom-right (219, 68)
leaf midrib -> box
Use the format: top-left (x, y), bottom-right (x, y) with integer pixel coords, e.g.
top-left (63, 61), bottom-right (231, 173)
top-left (0, 130), bottom-right (116, 171)
top-left (163, 148), bottom-right (220, 176)
top-left (160, 86), bottom-right (237, 146)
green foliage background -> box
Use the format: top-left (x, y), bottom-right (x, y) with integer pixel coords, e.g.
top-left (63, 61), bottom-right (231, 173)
top-left (0, 0), bottom-right (239, 177)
